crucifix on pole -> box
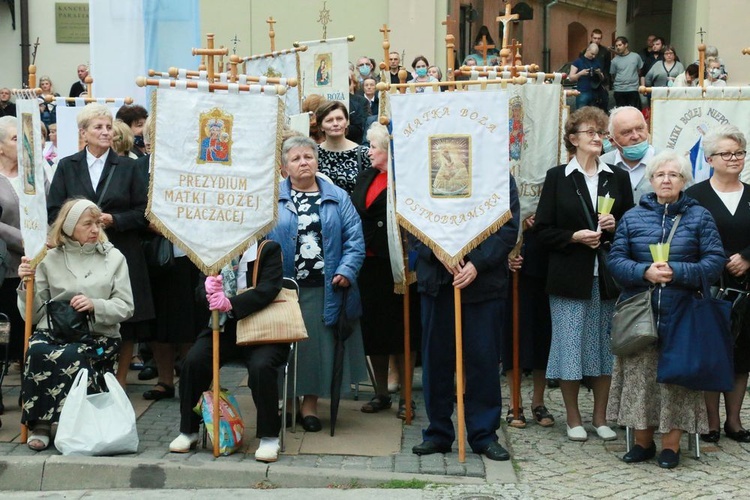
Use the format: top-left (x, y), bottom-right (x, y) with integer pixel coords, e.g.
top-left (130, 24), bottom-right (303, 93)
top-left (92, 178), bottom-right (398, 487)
top-left (318, 1), bottom-right (332, 40)
top-left (496, 2), bottom-right (519, 65)
top-left (442, 15), bottom-right (458, 84)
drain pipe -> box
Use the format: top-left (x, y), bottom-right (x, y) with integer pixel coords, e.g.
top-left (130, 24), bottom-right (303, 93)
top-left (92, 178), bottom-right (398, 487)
top-left (543, 0), bottom-right (559, 72)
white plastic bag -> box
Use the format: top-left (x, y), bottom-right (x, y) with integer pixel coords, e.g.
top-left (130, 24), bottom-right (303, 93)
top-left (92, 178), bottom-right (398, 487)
top-left (55, 369), bottom-right (139, 456)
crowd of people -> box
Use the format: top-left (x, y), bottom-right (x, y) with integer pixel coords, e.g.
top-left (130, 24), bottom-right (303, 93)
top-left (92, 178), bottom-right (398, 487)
top-left (569, 29), bottom-right (729, 113)
top-left (0, 41), bottom-right (748, 471)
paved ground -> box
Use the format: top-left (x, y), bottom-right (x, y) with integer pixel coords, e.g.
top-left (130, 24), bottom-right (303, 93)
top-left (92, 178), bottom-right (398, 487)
top-left (1, 364), bottom-right (750, 497)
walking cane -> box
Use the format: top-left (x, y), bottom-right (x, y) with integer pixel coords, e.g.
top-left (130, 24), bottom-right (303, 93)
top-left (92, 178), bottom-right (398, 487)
top-left (512, 270), bottom-right (521, 422)
top-left (211, 309), bottom-right (220, 457)
top-left (454, 287), bottom-right (466, 462)
top-left (20, 275), bottom-right (34, 443)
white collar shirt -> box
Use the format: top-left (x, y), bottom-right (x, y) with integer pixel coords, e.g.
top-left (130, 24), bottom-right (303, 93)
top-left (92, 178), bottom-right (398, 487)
top-left (86, 148), bottom-right (109, 191)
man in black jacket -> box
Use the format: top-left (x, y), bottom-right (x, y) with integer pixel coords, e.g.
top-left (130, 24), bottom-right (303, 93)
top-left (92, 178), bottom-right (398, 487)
top-left (412, 175), bottom-right (520, 461)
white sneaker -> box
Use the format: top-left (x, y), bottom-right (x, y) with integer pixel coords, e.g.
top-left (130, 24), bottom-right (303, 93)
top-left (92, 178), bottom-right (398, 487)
top-left (255, 437), bottom-right (280, 463)
top-left (595, 425), bottom-right (617, 441)
top-left (169, 433), bottom-right (199, 453)
top-left (566, 425), bottom-right (588, 442)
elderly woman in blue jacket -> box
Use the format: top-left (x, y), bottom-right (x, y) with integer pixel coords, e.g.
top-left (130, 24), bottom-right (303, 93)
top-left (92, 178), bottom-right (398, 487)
top-left (607, 150), bottom-right (725, 469)
top-left (268, 135), bottom-right (367, 433)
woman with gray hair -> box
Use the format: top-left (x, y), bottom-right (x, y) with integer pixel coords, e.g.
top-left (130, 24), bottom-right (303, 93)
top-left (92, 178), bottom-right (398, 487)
top-left (267, 135), bottom-right (367, 433)
top-left (608, 150), bottom-right (725, 468)
top-left (47, 103), bottom-right (153, 387)
top-left (351, 123), bottom-right (420, 419)
top-left (686, 125), bottom-right (750, 444)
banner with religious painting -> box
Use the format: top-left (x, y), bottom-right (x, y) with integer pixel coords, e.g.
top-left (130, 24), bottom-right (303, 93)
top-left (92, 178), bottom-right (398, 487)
top-left (298, 37), bottom-right (350, 109)
top-left (14, 96), bottom-right (48, 266)
top-left (651, 86), bottom-right (750, 184)
top-left (391, 91), bottom-right (511, 267)
top-left (149, 88), bottom-right (282, 275)
top-left (244, 50), bottom-right (302, 116)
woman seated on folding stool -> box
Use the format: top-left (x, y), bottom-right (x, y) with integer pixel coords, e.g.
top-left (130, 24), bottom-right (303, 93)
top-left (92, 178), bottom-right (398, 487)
top-left (169, 239), bottom-right (290, 463)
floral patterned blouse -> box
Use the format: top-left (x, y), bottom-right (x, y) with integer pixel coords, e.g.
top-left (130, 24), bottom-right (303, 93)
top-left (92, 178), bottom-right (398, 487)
top-left (291, 189), bottom-right (325, 287)
top-left (317, 145), bottom-right (372, 194)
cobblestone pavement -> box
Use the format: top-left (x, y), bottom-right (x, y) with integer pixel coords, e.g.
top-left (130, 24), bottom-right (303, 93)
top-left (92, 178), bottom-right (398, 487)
top-left (3, 365), bottom-right (750, 497)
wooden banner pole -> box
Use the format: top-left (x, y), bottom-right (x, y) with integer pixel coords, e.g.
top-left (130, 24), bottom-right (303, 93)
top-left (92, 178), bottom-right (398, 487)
top-left (403, 286), bottom-right (412, 424)
top-left (267, 17), bottom-right (276, 52)
top-left (211, 309), bottom-right (220, 457)
top-left (512, 269), bottom-right (521, 420)
top-left (135, 77), bottom-right (287, 95)
top-left (454, 287), bottom-right (466, 463)
top-left (20, 276), bottom-right (34, 443)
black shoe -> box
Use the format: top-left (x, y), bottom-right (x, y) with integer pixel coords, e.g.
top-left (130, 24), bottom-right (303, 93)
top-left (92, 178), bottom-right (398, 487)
top-left (138, 366), bottom-right (158, 381)
top-left (657, 448), bottom-right (680, 469)
top-left (480, 441), bottom-right (510, 461)
top-left (622, 442), bottom-right (656, 463)
top-left (301, 415), bottom-right (322, 432)
top-left (142, 382), bottom-right (175, 401)
top-left (700, 430), bottom-right (720, 443)
top-left (412, 440), bottom-right (451, 455)
top-left (724, 423), bottom-right (750, 443)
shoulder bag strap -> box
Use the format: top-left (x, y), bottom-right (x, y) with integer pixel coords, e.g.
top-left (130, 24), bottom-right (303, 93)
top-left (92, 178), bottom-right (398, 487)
top-left (571, 174), bottom-right (597, 231)
top-left (96, 165), bottom-right (117, 206)
top-left (251, 240), bottom-right (270, 288)
top-left (665, 214), bottom-right (682, 245)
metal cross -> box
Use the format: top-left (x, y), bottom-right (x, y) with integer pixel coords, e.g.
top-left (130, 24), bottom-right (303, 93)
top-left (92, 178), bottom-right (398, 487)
top-left (697, 26), bottom-right (707, 44)
top-left (318, 1), bottom-right (332, 40)
top-left (230, 34), bottom-right (240, 55)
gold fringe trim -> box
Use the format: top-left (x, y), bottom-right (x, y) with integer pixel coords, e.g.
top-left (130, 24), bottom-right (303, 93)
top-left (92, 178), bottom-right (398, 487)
top-left (146, 88), bottom-right (284, 276)
top-left (294, 52), bottom-right (303, 111)
top-left (396, 209), bottom-right (513, 269)
top-left (28, 246), bottom-right (47, 269)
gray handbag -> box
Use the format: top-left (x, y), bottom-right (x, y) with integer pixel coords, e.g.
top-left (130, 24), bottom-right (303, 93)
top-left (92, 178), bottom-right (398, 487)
top-left (610, 287), bottom-right (656, 356)
top-left (610, 214), bottom-right (682, 356)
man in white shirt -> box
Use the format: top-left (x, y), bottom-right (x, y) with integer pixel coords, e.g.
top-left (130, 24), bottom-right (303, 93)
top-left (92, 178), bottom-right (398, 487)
top-left (600, 106), bottom-right (656, 204)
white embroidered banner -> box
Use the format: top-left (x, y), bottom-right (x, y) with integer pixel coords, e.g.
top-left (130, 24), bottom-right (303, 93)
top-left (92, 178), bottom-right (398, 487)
top-left (651, 86), bottom-right (750, 184)
top-left (15, 98), bottom-right (48, 266)
top-left (391, 91), bottom-right (511, 266)
top-left (150, 88), bottom-right (282, 274)
top-left (506, 80), bottom-right (566, 221)
top-left (298, 37), bottom-right (350, 109)
top-left (245, 51), bottom-right (301, 116)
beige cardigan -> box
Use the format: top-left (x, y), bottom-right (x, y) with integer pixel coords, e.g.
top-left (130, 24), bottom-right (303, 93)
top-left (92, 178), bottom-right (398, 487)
top-left (18, 239), bottom-right (134, 338)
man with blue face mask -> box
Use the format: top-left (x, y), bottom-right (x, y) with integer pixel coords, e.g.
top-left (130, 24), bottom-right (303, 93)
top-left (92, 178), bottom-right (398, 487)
top-left (356, 56), bottom-right (379, 90)
top-left (600, 106), bottom-right (656, 204)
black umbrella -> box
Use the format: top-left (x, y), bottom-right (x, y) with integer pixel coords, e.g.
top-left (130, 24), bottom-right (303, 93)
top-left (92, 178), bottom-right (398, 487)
top-left (330, 287), bottom-right (354, 436)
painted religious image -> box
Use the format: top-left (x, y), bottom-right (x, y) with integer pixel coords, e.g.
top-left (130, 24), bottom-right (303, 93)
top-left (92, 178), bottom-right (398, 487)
top-left (315, 54), bottom-right (332, 87)
top-left (509, 95), bottom-right (526, 161)
top-left (197, 108), bottom-right (234, 165)
top-left (21, 113), bottom-right (36, 195)
top-left (429, 135), bottom-right (472, 198)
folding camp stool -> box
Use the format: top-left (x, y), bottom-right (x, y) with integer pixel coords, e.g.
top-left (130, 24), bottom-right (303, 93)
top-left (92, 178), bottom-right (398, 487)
top-left (625, 426), bottom-right (701, 459)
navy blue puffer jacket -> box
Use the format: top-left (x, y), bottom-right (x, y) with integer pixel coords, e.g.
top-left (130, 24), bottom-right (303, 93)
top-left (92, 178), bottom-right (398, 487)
top-left (607, 192), bottom-right (726, 334)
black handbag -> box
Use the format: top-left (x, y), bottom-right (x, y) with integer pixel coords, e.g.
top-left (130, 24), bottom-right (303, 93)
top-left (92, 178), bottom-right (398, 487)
top-left (142, 234), bottom-right (175, 269)
top-left (44, 300), bottom-right (92, 344)
top-left (713, 283), bottom-right (750, 342)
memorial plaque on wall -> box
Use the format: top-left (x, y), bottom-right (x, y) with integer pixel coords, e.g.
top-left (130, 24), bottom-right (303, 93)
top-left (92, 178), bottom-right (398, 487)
top-left (56, 3), bottom-right (89, 43)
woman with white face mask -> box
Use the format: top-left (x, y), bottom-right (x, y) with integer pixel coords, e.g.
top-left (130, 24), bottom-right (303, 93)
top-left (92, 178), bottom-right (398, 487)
top-left (706, 58), bottom-right (726, 87)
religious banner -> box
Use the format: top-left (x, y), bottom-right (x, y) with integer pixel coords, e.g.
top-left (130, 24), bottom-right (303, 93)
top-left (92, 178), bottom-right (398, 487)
top-left (150, 88), bottom-right (282, 274)
top-left (245, 50), bottom-right (301, 115)
top-left (298, 37), bottom-right (350, 108)
top-left (391, 91), bottom-right (511, 266)
top-left (15, 97), bottom-right (48, 266)
top-left (506, 76), bottom-right (566, 221)
top-left (651, 86), bottom-right (750, 183)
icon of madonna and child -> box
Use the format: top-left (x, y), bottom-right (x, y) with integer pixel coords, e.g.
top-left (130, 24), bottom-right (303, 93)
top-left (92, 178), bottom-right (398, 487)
top-left (430, 136), bottom-right (472, 198)
top-left (197, 109), bottom-right (234, 165)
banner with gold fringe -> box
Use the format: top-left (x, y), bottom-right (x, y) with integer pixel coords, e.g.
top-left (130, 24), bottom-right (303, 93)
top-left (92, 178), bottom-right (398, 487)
top-left (15, 95), bottom-right (48, 267)
top-left (149, 87), bottom-right (282, 275)
top-left (298, 37), bottom-right (350, 109)
top-left (245, 50), bottom-right (302, 116)
top-left (391, 91), bottom-right (511, 267)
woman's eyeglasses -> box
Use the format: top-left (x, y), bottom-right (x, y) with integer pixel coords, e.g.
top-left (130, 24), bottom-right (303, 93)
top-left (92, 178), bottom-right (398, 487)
top-left (710, 150), bottom-right (747, 161)
top-left (652, 172), bottom-right (683, 181)
top-left (575, 129), bottom-right (607, 138)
